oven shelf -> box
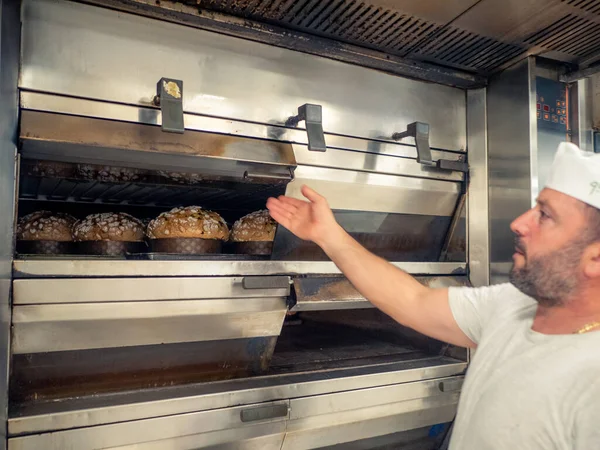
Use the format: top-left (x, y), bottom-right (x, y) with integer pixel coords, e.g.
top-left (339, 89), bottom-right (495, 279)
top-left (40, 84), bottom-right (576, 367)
top-left (19, 174), bottom-right (284, 210)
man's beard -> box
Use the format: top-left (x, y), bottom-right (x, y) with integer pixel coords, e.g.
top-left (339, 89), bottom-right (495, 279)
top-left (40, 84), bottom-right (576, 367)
top-left (509, 238), bottom-right (586, 307)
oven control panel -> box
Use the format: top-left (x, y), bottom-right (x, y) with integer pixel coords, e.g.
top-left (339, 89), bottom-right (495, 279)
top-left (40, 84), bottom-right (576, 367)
top-left (536, 77), bottom-right (567, 133)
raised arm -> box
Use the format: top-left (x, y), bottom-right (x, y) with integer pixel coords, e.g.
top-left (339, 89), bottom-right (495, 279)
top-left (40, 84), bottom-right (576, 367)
top-left (266, 185), bottom-right (476, 348)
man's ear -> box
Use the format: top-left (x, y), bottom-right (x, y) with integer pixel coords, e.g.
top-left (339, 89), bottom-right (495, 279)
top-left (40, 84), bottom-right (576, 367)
top-left (584, 242), bottom-right (600, 279)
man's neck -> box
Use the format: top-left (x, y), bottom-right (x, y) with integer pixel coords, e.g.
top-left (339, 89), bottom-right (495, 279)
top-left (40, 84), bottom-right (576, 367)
top-left (532, 287), bottom-right (600, 335)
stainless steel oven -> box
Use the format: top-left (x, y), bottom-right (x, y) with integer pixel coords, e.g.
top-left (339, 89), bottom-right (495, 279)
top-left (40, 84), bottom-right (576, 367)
top-left (2, 0), bottom-right (496, 448)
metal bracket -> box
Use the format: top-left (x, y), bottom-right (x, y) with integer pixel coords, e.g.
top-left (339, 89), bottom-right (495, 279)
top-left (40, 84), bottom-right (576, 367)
top-left (392, 122), bottom-right (434, 166)
top-left (154, 78), bottom-right (184, 134)
top-left (392, 121), bottom-right (468, 173)
top-left (286, 104), bottom-right (327, 152)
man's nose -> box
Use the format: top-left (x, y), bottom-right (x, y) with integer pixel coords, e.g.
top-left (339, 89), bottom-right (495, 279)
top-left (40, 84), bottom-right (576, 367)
top-left (510, 209), bottom-right (533, 237)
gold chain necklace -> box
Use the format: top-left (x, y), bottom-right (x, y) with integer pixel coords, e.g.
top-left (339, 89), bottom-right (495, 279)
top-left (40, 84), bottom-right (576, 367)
top-left (575, 322), bottom-right (600, 334)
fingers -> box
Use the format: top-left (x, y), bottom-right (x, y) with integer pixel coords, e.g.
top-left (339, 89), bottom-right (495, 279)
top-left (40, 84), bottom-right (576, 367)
top-left (272, 196), bottom-right (300, 215)
top-left (268, 209), bottom-right (290, 228)
top-left (266, 198), bottom-right (293, 225)
top-left (267, 195), bottom-right (306, 214)
top-left (278, 196), bottom-right (307, 209)
top-left (301, 185), bottom-right (325, 204)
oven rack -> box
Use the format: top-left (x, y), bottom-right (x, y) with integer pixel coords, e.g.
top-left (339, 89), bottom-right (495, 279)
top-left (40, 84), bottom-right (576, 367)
top-left (19, 174), bottom-right (284, 210)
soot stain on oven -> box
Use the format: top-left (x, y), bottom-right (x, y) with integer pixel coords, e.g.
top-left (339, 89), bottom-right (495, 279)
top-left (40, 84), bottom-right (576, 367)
top-left (10, 337), bottom-right (279, 402)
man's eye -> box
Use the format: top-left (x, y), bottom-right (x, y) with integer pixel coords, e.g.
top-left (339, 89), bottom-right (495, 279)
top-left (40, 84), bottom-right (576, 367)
top-left (540, 210), bottom-right (549, 220)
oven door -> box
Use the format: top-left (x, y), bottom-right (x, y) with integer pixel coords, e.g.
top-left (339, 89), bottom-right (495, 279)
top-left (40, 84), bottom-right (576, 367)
top-left (8, 401), bottom-right (290, 450)
top-left (283, 377), bottom-right (462, 449)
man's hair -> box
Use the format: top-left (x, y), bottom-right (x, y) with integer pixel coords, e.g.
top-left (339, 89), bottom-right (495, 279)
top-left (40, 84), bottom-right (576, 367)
top-left (585, 205), bottom-right (600, 243)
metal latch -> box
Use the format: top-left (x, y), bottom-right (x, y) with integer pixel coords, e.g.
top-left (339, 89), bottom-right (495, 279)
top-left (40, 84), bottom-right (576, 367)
top-left (392, 122), bottom-right (468, 173)
top-left (154, 78), bottom-right (184, 134)
top-left (286, 104), bottom-right (327, 152)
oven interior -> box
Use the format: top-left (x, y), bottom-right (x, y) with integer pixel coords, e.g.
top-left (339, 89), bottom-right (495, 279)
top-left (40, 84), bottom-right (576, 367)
top-left (11, 146), bottom-right (466, 408)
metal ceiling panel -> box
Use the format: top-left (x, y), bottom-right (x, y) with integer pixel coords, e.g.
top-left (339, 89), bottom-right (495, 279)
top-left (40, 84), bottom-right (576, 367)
top-left (369, 0), bottom-right (482, 23)
top-left (180, 0), bottom-right (600, 75)
top-left (197, 0), bottom-right (448, 56)
top-left (448, 0), bottom-right (565, 39)
top-left (562, 0), bottom-right (600, 15)
top-left (409, 26), bottom-right (525, 72)
top-left (63, 0), bottom-right (600, 80)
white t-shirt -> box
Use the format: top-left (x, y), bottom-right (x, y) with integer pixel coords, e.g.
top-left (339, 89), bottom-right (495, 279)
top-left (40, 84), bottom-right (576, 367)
top-left (448, 283), bottom-right (600, 450)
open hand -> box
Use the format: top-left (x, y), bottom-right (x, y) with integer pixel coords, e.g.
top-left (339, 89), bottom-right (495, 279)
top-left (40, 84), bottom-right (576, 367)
top-left (266, 185), bottom-right (341, 247)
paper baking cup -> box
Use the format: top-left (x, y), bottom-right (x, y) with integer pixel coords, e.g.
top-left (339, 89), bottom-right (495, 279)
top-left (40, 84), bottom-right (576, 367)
top-left (77, 241), bottom-right (147, 256)
top-left (150, 238), bottom-right (222, 254)
top-left (17, 240), bottom-right (75, 255)
top-left (233, 241), bottom-right (273, 256)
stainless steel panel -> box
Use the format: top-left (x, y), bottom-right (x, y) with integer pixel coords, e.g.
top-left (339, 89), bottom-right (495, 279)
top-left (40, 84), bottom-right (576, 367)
top-left (283, 401), bottom-right (457, 449)
top-left (283, 378), bottom-right (461, 449)
top-left (109, 427), bottom-right (286, 450)
top-left (274, 210), bottom-right (456, 263)
top-left (20, 0), bottom-right (467, 151)
top-left (20, 111), bottom-right (296, 178)
top-left (288, 377), bottom-right (460, 419)
top-left (0, 1), bottom-right (20, 448)
top-left (12, 297), bottom-right (287, 353)
top-left (292, 144), bottom-right (464, 182)
top-left (20, 92), bottom-right (467, 159)
top-left (487, 57), bottom-right (537, 283)
top-left (9, 358), bottom-right (467, 435)
top-left (571, 77), bottom-right (594, 152)
top-left (8, 401), bottom-right (289, 450)
top-left (13, 260), bottom-right (466, 278)
top-left (292, 277), bottom-right (373, 312)
top-left (292, 276), bottom-right (468, 311)
top-left (287, 166), bottom-right (460, 216)
top-left (592, 73), bottom-right (600, 132)
top-left (466, 89), bottom-right (490, 287)
top-left (13, 277), bottom-right (290, 304)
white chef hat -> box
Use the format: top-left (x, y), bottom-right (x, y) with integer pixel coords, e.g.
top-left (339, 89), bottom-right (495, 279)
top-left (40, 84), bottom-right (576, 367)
top-left (546, 142), bottom-right (600, 210)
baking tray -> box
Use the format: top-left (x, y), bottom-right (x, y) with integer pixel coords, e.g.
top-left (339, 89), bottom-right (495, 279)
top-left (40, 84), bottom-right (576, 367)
top-left (15, 253), bottom-right (269, 260)
top-left (16, 254), bottom-right (129, 260)
top-left (126, 253), bottom-right (269, 261)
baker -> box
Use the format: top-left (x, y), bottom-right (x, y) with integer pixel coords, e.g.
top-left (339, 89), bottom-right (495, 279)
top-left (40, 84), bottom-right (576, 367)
top-left (266, 142), bottom-right (600, 449)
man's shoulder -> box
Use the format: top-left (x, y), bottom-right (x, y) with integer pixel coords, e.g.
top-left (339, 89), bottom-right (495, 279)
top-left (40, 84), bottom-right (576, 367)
top-left (460, 282), bottom-right (534, 304)
top-left (448, 283), bottom-right (535, 346)
top-left (451, 282), bottom-right (536, 322)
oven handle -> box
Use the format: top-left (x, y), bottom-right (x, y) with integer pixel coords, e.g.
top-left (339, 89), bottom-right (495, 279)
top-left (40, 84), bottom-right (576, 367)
top-left (243, 167), bottom-right (294, 181)
top-left (240, 403), bottom-right (289, 423)
top-left (242, 276), bottom-right (291, 290)
top-left (439, 378), bottom-right (464, 393)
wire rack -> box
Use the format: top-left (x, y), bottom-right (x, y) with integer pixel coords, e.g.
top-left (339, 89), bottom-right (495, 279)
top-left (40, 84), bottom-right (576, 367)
top-left (19, 175), bottom-right (286, 211)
